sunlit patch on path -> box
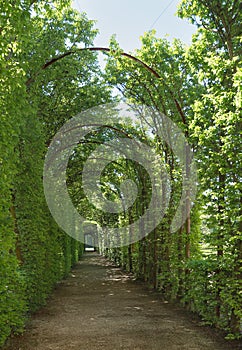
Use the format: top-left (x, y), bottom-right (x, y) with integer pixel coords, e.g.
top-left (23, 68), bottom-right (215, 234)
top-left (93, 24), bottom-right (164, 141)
top-left (3, 253), bottom-right (240, 350)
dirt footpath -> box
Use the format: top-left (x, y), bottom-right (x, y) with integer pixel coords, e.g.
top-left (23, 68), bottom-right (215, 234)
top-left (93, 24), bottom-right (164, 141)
top-left (4, 253), bottom-right (241, 350)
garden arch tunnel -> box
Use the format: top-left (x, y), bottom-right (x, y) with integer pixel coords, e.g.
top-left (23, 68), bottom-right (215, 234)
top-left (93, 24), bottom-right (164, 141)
top-left (26, 46), bottom-right (186, 127)
top-left (34, 46), bottom-right (190, 253)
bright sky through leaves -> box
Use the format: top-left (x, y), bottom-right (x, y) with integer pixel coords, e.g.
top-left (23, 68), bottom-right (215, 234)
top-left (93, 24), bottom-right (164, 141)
top-left (72, 0), bottom-right (197, 51)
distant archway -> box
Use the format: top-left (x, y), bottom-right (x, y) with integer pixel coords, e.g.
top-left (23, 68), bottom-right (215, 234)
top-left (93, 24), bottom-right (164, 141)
top-left (83, 222), bottom-right (98, 252)
top-left (84, 233), bottom-right (95, 252)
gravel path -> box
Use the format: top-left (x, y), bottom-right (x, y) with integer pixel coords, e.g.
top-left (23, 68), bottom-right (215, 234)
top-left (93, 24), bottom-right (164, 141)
top-left (3, 253), bottom-right (241, 350)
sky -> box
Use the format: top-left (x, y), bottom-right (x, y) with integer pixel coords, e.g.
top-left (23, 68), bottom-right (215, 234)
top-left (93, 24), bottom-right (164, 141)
top-left (72, 0), bottom-right (197, 53)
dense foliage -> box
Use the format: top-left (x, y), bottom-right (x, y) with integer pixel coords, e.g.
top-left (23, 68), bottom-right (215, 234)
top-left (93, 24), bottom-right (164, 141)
top-left (0, 0), bottom-right (241, 347)
top-left (0, 0), bottom-right (111, 346)
top-left (101, 0), bottom-right (241, 339)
